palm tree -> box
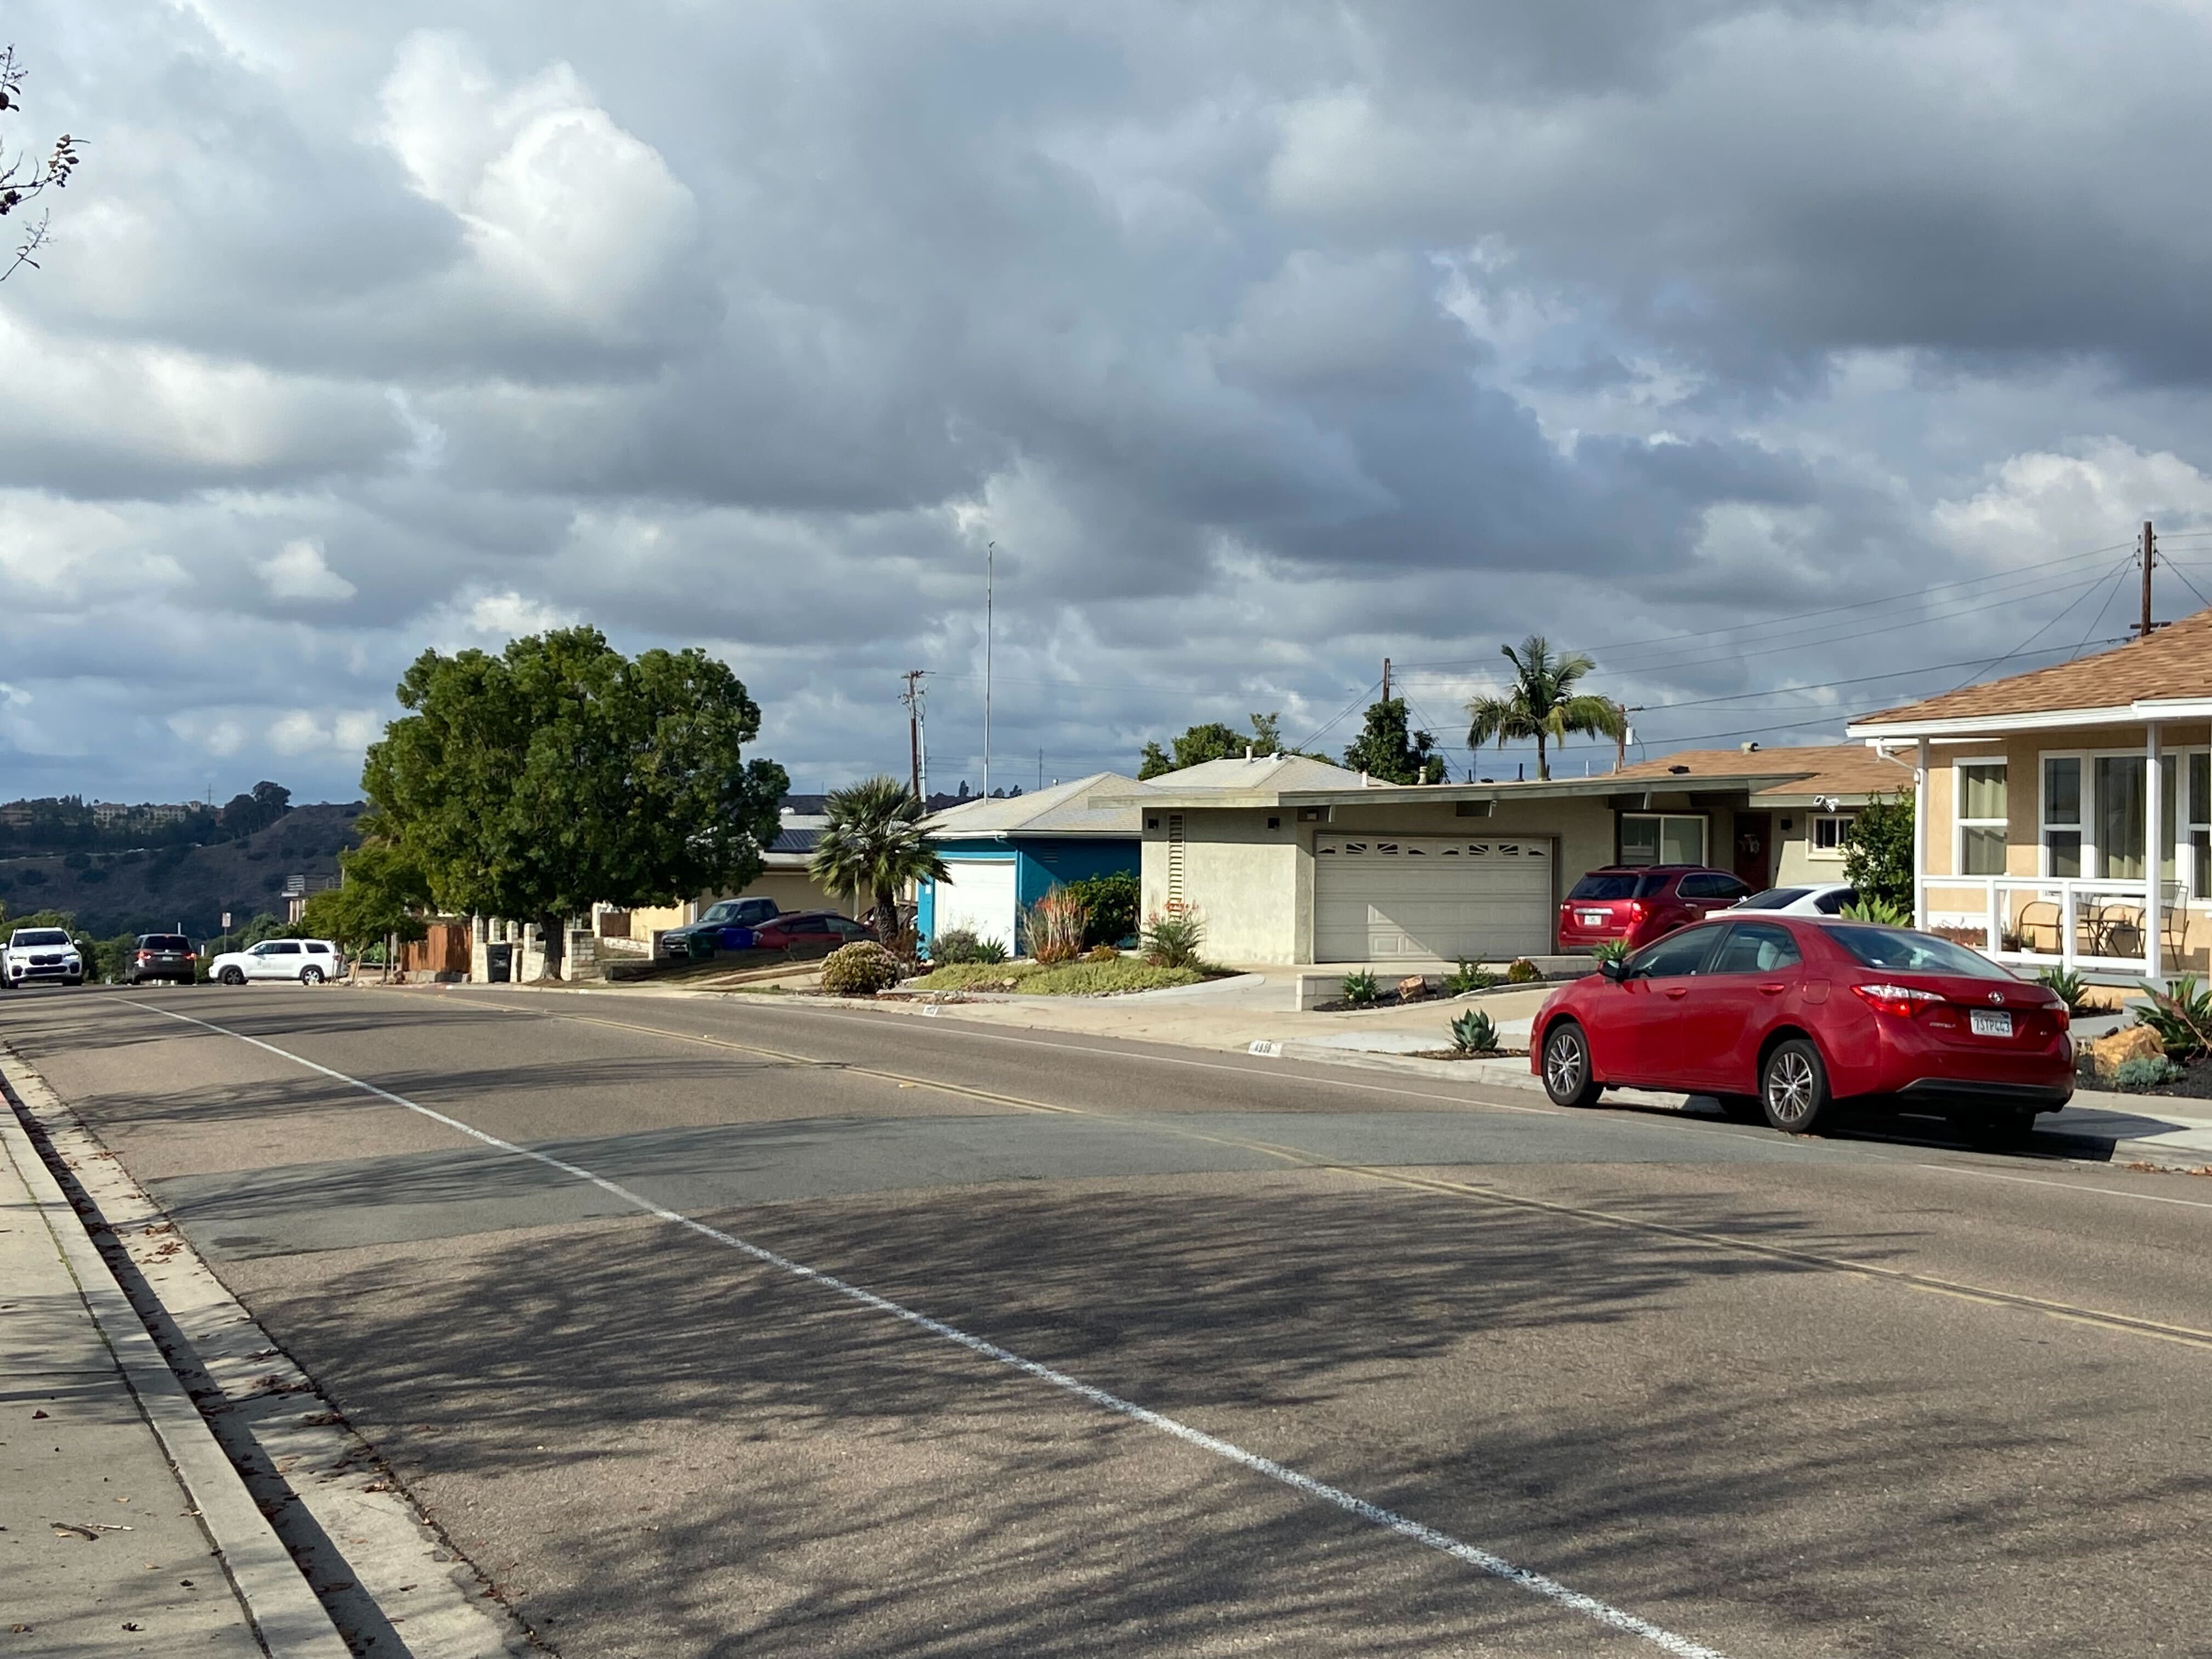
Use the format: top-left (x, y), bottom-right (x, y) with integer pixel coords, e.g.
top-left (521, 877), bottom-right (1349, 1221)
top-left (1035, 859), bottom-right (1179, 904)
top-left (808, 776), bottom-right (948, 952)
top-left (1465, 636), bottom-right (1626, 781)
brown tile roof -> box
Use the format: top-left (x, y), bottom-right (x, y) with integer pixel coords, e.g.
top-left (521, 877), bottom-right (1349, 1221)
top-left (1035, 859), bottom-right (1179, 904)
top-left (1609, 743), bottom-right (1912, 801)
top-left (1852, 605), bottom-right (2212, 729)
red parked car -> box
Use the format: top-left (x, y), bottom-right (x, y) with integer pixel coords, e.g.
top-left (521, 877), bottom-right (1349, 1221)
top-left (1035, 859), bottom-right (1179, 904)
top-left (1557, 865), bottom-right (1754, 953)
top-left (748, 911), bottom-right (879, 957)
top-left (1530, 916), bottom-right (2073, 1135)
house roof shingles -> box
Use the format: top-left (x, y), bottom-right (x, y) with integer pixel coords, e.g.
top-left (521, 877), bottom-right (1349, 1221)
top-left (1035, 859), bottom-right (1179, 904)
top-left (921, 771), bottom-right (1144, 839)
top-left (1852, 605), bottom-right (2212, 730)
top-left (1605, 743), bottom-right (1915, 802)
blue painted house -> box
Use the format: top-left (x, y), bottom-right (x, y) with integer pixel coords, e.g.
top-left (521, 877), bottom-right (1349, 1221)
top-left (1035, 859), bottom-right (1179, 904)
top-left (915, 772), bottom-right (1142, 956)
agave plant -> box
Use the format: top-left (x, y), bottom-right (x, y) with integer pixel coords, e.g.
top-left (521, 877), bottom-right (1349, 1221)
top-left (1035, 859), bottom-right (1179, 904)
top-left (1450, 1008), bottom-right (1499, 1054)
top-left (1592, 939), bottom-right (1632, 966)
top-left (2034, 966), bottom-right (2089, 1015)
top-left (1841, 894), bottom-right (1912, 927)
top-left (1443, 957), bottom-right (1498, 994)
top-left (1340, 968), bottom-right (1380, 1007)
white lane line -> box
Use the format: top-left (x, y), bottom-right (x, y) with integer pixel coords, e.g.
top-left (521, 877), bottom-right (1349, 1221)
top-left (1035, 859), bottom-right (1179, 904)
top-left (124, 999), bottom-right (1726, 1659)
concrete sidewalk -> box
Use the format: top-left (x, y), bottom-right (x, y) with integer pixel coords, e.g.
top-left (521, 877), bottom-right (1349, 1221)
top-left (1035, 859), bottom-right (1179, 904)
top-left (1, 1081), bottom-right (348, 1656)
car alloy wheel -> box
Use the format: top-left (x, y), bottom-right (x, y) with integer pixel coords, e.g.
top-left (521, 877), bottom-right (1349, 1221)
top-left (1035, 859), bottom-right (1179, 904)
top-left (1760, 1038), bottom-right (1830, 1133)
top-left (1542, 1022), bottom-right (1602, 1108)
top-left (219, 967), bottom-right (246, 986)
top-left (300, 966), bottom-right (324, 985)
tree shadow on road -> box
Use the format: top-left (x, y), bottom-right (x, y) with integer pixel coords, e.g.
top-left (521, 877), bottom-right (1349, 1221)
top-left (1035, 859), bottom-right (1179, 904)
top-left (224, 1176), bottom-right (2211, 1659)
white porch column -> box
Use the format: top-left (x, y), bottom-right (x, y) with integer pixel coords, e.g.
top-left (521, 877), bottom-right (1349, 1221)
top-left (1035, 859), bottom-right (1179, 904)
top-left (1913, 737), bottom-right (1930, 930)
top-left (2147, 722), bottom-right (2165, 982)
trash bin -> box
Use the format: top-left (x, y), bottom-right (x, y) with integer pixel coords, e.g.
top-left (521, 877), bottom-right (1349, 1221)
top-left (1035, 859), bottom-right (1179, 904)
top-left (486, 942), bottom-right (512, 984)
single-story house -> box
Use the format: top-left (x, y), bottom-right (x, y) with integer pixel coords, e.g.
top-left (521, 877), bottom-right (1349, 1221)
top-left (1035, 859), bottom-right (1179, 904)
top-left (616, 795), bottom-right (859, 945)
top-left (1847, 606), bottom-right (2212, 979)
top-left (1600, 744), bottom-right (1915, 886)
top-left (916, 772), bottom-right (1142, 955)
top-left (1103, 746), bottom-right (1917, 967)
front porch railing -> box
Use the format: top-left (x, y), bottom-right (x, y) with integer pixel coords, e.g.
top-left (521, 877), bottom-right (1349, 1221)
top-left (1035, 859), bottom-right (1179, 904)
top-left (1917, 874), bottom-right (2164, 975)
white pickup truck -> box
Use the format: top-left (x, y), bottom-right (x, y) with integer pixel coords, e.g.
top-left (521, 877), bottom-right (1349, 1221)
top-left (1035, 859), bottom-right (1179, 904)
top-left (2, 927), bottom-right (84, 989)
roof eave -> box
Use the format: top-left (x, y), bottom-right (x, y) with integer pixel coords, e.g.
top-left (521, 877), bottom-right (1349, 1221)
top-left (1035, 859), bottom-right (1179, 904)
top-left (1848, 697), bottom-right (2212, 740)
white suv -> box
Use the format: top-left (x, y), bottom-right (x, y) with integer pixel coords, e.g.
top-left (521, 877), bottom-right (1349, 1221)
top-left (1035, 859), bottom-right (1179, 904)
top-left (208, 938), bottom-right (345, 985)
top-left (2, 927), bottom-right (84, 989)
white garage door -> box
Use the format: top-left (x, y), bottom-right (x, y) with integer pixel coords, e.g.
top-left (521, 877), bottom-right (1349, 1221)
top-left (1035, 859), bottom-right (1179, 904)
top-left (1312, 836), bottom-right (1553, 963)
top-left (931, 857), bottom-right (1020, 953)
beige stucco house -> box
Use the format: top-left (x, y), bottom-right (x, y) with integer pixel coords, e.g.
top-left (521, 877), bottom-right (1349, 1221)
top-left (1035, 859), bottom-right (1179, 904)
top-left (1098, 745), bottom-right (1911, 967)
top-left (1848, 608), bottom-right (2212, 979)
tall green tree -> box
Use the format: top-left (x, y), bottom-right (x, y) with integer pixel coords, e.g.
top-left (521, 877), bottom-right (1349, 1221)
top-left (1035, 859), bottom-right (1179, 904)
top-left (295, 842), bottom-right (433, 976)
top-left (808, 777), bottom-right (948, 954)
top-left (363, 627), bottom-right (786, 977)
top-left (1342, 699), bottom-right (1447, 784)
top-left (1137, 712), bottom-right (1308, 780)
top-left (1464, 636), bottom-right (1626, 782)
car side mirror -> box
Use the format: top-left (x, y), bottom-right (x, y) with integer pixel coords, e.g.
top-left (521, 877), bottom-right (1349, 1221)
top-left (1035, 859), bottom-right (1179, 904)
top-left (1599, 957), bottom-right (1629, 982)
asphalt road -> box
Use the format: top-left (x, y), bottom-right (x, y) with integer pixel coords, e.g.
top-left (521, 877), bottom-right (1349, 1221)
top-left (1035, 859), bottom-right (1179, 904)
top-left (5, 981), bottom-right (2210, 1658)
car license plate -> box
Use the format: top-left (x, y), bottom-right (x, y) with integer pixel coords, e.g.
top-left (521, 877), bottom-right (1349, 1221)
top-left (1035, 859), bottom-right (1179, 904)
top-left (1970, 1009), bottom-right (2013, 1037)
top-left (1577, 911), bottom-right (1609, 926)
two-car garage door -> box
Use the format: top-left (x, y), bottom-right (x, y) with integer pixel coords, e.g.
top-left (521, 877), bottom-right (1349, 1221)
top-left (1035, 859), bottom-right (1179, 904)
top-left (1312, 836), bottom-right (1553, 963)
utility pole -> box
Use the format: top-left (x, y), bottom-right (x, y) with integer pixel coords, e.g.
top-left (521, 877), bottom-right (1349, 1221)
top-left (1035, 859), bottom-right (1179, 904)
top-left (1615, 703), bottom-right (1644, 774)
top-left (1380, 657), bottom-right (1391, 703)
top-left (983, 540), bottom-right (995, 798)
top-left (2138, 520), bottom-right (2158, 637)
top-left (900, 670), bottom-right (928, 804)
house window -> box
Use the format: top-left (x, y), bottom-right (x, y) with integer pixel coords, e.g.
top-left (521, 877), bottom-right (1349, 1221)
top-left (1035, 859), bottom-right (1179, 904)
top-left (1620, 813), bottom-right (1705, 867)
top-left (2092, 754), bottom-right (2176, 882)
top-left (1810, 814), bottom-right (1852, 857)
top-left (2192, 754), bottom-right (2211, 899)
top-left (1956, 760), bottom-right (2008, 876)
top-left (2042, 757), bottom-right (2081, 879)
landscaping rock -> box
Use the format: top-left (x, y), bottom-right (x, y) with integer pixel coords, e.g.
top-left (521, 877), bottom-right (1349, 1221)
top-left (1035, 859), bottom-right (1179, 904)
top-left (1396, 975), bottom-right (1429, 1002)
top-left (2085, 1022), bottom-right (2167, 1082)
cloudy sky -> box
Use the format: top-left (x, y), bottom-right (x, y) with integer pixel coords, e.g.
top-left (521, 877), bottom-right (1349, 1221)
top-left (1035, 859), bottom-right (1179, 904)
top-left (8, 1), bottom-right (2212, 805)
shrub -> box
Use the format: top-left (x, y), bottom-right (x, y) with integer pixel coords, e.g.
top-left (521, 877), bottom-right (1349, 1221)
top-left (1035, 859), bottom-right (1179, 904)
top-left (2112, 1054), bottom-right (2185, 1091)
top-left (821, 941), bottom-right (902, 995)
top-left (1592, 939), bottom-right (1632, 966)
top-left (1450, 1008), bottom-right (1499, 1053)
top-left (2035, 967), bottom-right (2089, 1015)
top-left (1443, 957), bottom-right (1498, 994)
top-left (1085, 943), bottom-right (1120, 963)
top-left (1840, 791), bottom-right (1914, 911)
top-left (1141, 908), bottom-right (1205, 969)
top-left (932, 927), bottom-right (1007, 966)
top-left (1025, 887), bottom-right (1089, 964)
top-left (1841, 894), bottom-right (1911, 927)
top-left (1340, 969), bottom-right (1380, 1007)
top-left (1065, 872), bottom-right (1140, 947)
top-left (2135, 976), bottom-right (2212, 1059)
top-left (1505, 957), bottom-right (1540, 984)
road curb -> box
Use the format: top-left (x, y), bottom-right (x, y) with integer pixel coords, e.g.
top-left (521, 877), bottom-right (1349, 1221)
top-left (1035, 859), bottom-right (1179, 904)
top-left (1, 1036), bottom-right (542, 1659)
top-left (0, 1047), bottom-right (352, 1659)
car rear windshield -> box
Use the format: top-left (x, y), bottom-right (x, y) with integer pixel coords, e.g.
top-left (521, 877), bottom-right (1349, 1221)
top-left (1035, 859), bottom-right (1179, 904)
top-left (1733, 887), bottom-right (1809, 910)
top-left (1825, 926), bottom-right (2016, 980)
top-left (142, 935), bottom-right (191, 950)
top-left (12, 929), bottom-right (69, 947)
top-left (1568, 874), bottom-right (1638, 900)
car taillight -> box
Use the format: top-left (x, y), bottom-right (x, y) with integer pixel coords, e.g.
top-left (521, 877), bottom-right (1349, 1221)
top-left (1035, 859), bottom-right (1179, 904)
top-left (1852, 982), bottom-right (1943, 1019)
top-left (2050, 1006), bottom-right (2068, 1031)
top-left (1628, 900), bottom-right (1647, 921)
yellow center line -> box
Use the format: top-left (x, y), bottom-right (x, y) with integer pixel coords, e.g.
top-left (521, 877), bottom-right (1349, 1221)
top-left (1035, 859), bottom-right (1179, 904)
top-left (481, 998), bottom-right (2212, 1354)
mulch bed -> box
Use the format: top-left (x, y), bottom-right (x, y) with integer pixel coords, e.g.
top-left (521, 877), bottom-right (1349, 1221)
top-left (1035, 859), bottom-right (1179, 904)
top-left (2085, 1052), bottom-right (2212, 1101)
top-left (1408, 1047), bottom-right (1527, 1063)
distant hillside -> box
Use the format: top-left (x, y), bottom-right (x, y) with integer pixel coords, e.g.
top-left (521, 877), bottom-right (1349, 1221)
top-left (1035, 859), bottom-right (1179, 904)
top-left (0, 803), bottom-right (366, 940)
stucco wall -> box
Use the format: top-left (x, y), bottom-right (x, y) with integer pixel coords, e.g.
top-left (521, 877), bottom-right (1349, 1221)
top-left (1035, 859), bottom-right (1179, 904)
top-left (1140, 793), bottom-right (1618, 965)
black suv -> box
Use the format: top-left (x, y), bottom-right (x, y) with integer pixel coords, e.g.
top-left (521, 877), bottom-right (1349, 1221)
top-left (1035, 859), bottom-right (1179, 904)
top-left (125, 934), bottom-right (199, 986)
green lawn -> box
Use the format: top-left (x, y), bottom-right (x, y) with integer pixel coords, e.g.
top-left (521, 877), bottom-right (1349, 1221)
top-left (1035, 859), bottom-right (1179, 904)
top-left (904, 960), bottom-right (1207, 995)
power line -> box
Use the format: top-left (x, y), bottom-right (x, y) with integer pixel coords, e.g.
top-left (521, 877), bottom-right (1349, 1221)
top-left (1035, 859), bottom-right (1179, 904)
top-left (1296, 680), bottom-right (1382, 753)
top-left (1392, 540), bottom-right (2132, 670)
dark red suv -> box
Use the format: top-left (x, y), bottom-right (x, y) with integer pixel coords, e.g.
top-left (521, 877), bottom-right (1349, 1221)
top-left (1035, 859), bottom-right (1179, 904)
top-left (1558, 865), bottom-right (1754, 953)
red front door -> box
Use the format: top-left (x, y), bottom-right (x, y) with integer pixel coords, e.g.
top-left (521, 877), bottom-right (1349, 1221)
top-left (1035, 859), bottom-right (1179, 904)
top-left (1734, 811), bottom-right (1772, 891)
